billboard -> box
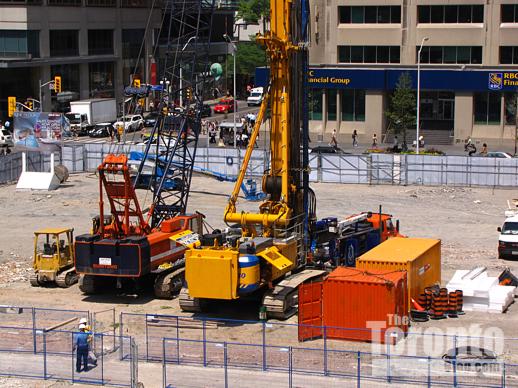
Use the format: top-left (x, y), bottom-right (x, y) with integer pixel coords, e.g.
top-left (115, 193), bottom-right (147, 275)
top-left (13, 112), bottom-right (69, 150)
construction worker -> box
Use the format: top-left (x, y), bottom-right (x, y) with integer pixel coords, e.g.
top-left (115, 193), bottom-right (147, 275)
top-left (79, 318), bottom-right (98, 366)
top-left (75, 323), bottom-right (89, 372)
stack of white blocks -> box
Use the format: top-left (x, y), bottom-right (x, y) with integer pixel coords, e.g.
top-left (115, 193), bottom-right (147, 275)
top-left (447, 267), bottom-right (515, 313)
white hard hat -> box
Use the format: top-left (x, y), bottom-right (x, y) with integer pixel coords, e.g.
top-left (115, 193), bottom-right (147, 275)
top-left (79, 323), bottom-right (86, 329)
top-left (79, 318), bottom-right (88, 324)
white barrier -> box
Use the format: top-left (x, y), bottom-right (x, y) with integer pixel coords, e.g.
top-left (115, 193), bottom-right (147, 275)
top-left (16, 152), bottom-right (61, 191)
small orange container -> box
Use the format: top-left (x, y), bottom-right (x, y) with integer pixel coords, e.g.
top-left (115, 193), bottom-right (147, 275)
top-left (323, 267), bottom-right (408, 343)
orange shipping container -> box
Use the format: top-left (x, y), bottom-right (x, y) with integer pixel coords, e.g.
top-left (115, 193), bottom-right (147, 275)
top-left (323, 267), bottom-right (408, 343)
top-left (356, 237), bottom-right (441, 310)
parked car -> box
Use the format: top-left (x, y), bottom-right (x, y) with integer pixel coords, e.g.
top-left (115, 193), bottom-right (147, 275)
top-left (88, 122), bottom-right (114, 138)
top-left (214, 98), bottom-right (235, 114)
top-left (200, 104), bottom-right (212, 117)
top-left (113, 115), bottom-right (144, 132)
top-left (310, 145), bottom-right (346, 154)
top-left (144, 112), bottom-right (160, 127)
top-left (486, 151), bottom-right (513, 158)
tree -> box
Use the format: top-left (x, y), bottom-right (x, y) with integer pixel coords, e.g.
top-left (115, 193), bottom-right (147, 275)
top-left (237, 0), bottom-right (269, 25)
top-left (224, 41), bottom-right (266, 97)
top-left (385, 72), bottom-right (416, 148)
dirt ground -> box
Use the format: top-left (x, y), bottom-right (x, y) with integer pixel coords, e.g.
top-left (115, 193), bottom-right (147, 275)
top-left (0, 173), bottom-right (517, 342)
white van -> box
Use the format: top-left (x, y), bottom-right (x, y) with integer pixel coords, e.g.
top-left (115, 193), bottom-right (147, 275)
top-left (498, 214), bottom-right (518, 259)
top-left (247, 87), bottom-right (264, 106)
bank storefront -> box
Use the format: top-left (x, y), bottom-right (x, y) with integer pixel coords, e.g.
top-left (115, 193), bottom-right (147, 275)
top-left (255, 67), bottom-right (518, 144)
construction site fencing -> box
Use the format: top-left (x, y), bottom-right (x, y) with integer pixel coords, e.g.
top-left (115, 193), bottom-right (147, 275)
top-left (162, 337), bottom-right (516, 388)
top-left (0, 325), bottom-right (136, 387)
top-left (4, 144), bottom-right (518, 188)
top-left (119, 312), bottom-right (518, 366)
top-left (0, 306), bottom-right (90, 353)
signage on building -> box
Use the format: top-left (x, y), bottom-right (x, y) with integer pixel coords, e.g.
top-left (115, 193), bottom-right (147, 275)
top-left (488, 72), bottom-right (518, 90)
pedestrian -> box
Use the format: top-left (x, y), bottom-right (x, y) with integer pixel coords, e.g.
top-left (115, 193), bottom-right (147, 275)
top-left (481, 143), bottom-right (488, 156)
top-left (393, 135), bottom-right (399, 152)
top-left (352, 130), bottom-right (358, 147)
top-left (116, 124), bottom-right (123, 143)
top-left (242, 131), bottom-right (249, 147)
top-left (213, 88), bottom-right (219, 100)
top-left (108, 125), bottom-right (114, 142)
top-left (330, 129), bottom-right (338, 148)
top-left (372, 133), bottom-right (378, 149)
top-left (418, 135), bottom-right (424, 148)
top-left (75, 323), bottom-right (90, 373)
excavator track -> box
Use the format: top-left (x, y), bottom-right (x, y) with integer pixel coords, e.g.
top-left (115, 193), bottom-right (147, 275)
top-left (154, 267), bottom-right (185, 299)
top-left (56, 268), bottom-right (79, 288)
top-left (179, 287), bottom-right (202, 313)
top-left (79, 274), bottom-right (98, 294)
top-left (262, 269), bottom-right (326, 320)
top-left (29, 273), bottom-right (40, 287)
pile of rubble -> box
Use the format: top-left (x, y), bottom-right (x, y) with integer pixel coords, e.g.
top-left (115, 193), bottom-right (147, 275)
top-left (0, 258), bottom-right (32, 287)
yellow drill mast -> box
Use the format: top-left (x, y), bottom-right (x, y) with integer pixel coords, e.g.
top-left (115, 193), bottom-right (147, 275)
top-left (181, 0), bottom-right (323, 318)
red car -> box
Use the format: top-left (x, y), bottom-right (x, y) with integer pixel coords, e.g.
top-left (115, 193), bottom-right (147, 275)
top-left (214, 98), bottom-right (235, 113)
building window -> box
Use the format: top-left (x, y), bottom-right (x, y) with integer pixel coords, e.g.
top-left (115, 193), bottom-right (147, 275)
top-left (338, 6), bottom-right (401, 24)
top-left (339, 46), bottom-right (400, 63)
top-left (50, 30), bottom-right (79, 57)
top-left (48, 0), bottom-right (81, 5)
top-left (505, 93), bottom-right (517, 125)
top-left (122, 29), bottom-right (145, 86)
top-left (86, 0), bottom-right (115, 6)
top-left (120, 0), bottom-right (147, 7)
top-left (0, 0), bottom-right (42, 4)
top-left (51, 64), bottom-right (80, 111)
top-left (500, 46), bottom-right (518, 64)
top-left (309, 89), bottom-right (323, 121)
top-left (341, 89), bottom-right (365, 122)
top-left (474, 92), bottom-right (501, 125)
top-left (89, 62), bottom-right (115, 98)
top-left (417, 46), bottom-right (482, 64)
top-left (418, 5), bottom-right (484, 23)
top-left (88, 30), bottom-right (113, 55)
top-left (0, 30), bottom-right (39, 58)
top-left (501, 4), bottom-right (518, 23)
top-left (327, 89), bottom-right (337, 121)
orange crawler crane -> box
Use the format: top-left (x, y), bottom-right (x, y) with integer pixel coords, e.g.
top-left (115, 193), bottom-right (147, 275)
top-left (75, 154), bottom-right (202, 297)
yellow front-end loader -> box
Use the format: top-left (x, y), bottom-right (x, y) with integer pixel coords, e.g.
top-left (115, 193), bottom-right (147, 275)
top-left (30, 228), bottom-right (78, 288)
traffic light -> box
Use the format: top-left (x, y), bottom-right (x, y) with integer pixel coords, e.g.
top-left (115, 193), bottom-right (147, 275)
top-left (133, 79), bottom-right (140, 88)
top-left (186, 87), bottom-right (192, 101)
top-left (8, 96), bottom-right (16, 117)
top-left (26, 100), bottom-right (33, 111)
top-left (54, 76), bottom-right (62, 93)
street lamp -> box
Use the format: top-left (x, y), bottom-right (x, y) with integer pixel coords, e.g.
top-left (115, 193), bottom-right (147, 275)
top-left (223, 33), bottom-right (237, 149)
top-left (416, 36), bottom-right (429, 155)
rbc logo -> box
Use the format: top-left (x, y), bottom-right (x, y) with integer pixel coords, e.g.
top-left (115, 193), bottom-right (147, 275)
top-left (488, 73), bottom-right (503, 90)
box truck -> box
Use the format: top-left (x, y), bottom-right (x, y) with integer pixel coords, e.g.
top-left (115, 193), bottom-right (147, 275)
top-left (66, 98), bottom-right (117, 136)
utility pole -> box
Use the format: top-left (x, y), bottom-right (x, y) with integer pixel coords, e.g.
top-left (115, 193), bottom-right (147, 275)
top-left (416, 37), bottom-right (429, 155)
top-left (223, 34), bottom-right (237, 148)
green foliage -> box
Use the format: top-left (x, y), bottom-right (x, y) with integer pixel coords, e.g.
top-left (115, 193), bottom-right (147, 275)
top-left (237, 0), bottom-right (268, 24)
top-left (226, 41), bottom-right (266, 77)
top-left (385, 72), bottom-right (416, 144)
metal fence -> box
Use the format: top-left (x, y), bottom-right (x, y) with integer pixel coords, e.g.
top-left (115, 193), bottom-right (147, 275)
top-left (0, 325), bottom-right (136, 387)
top-left (2, 307), bottom-right (518, 387)
top-left (162, 337), bottom-right (517, 388)
top-left (2, 144), bottom-right (518, 187)
top-left (119, 313), bottom-right (518, 365)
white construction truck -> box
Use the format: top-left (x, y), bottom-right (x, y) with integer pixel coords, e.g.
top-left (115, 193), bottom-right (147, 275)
top-left (498, 200), bottom-right (518, 259)
top-left (66, 98), bottom-right (116, 136)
